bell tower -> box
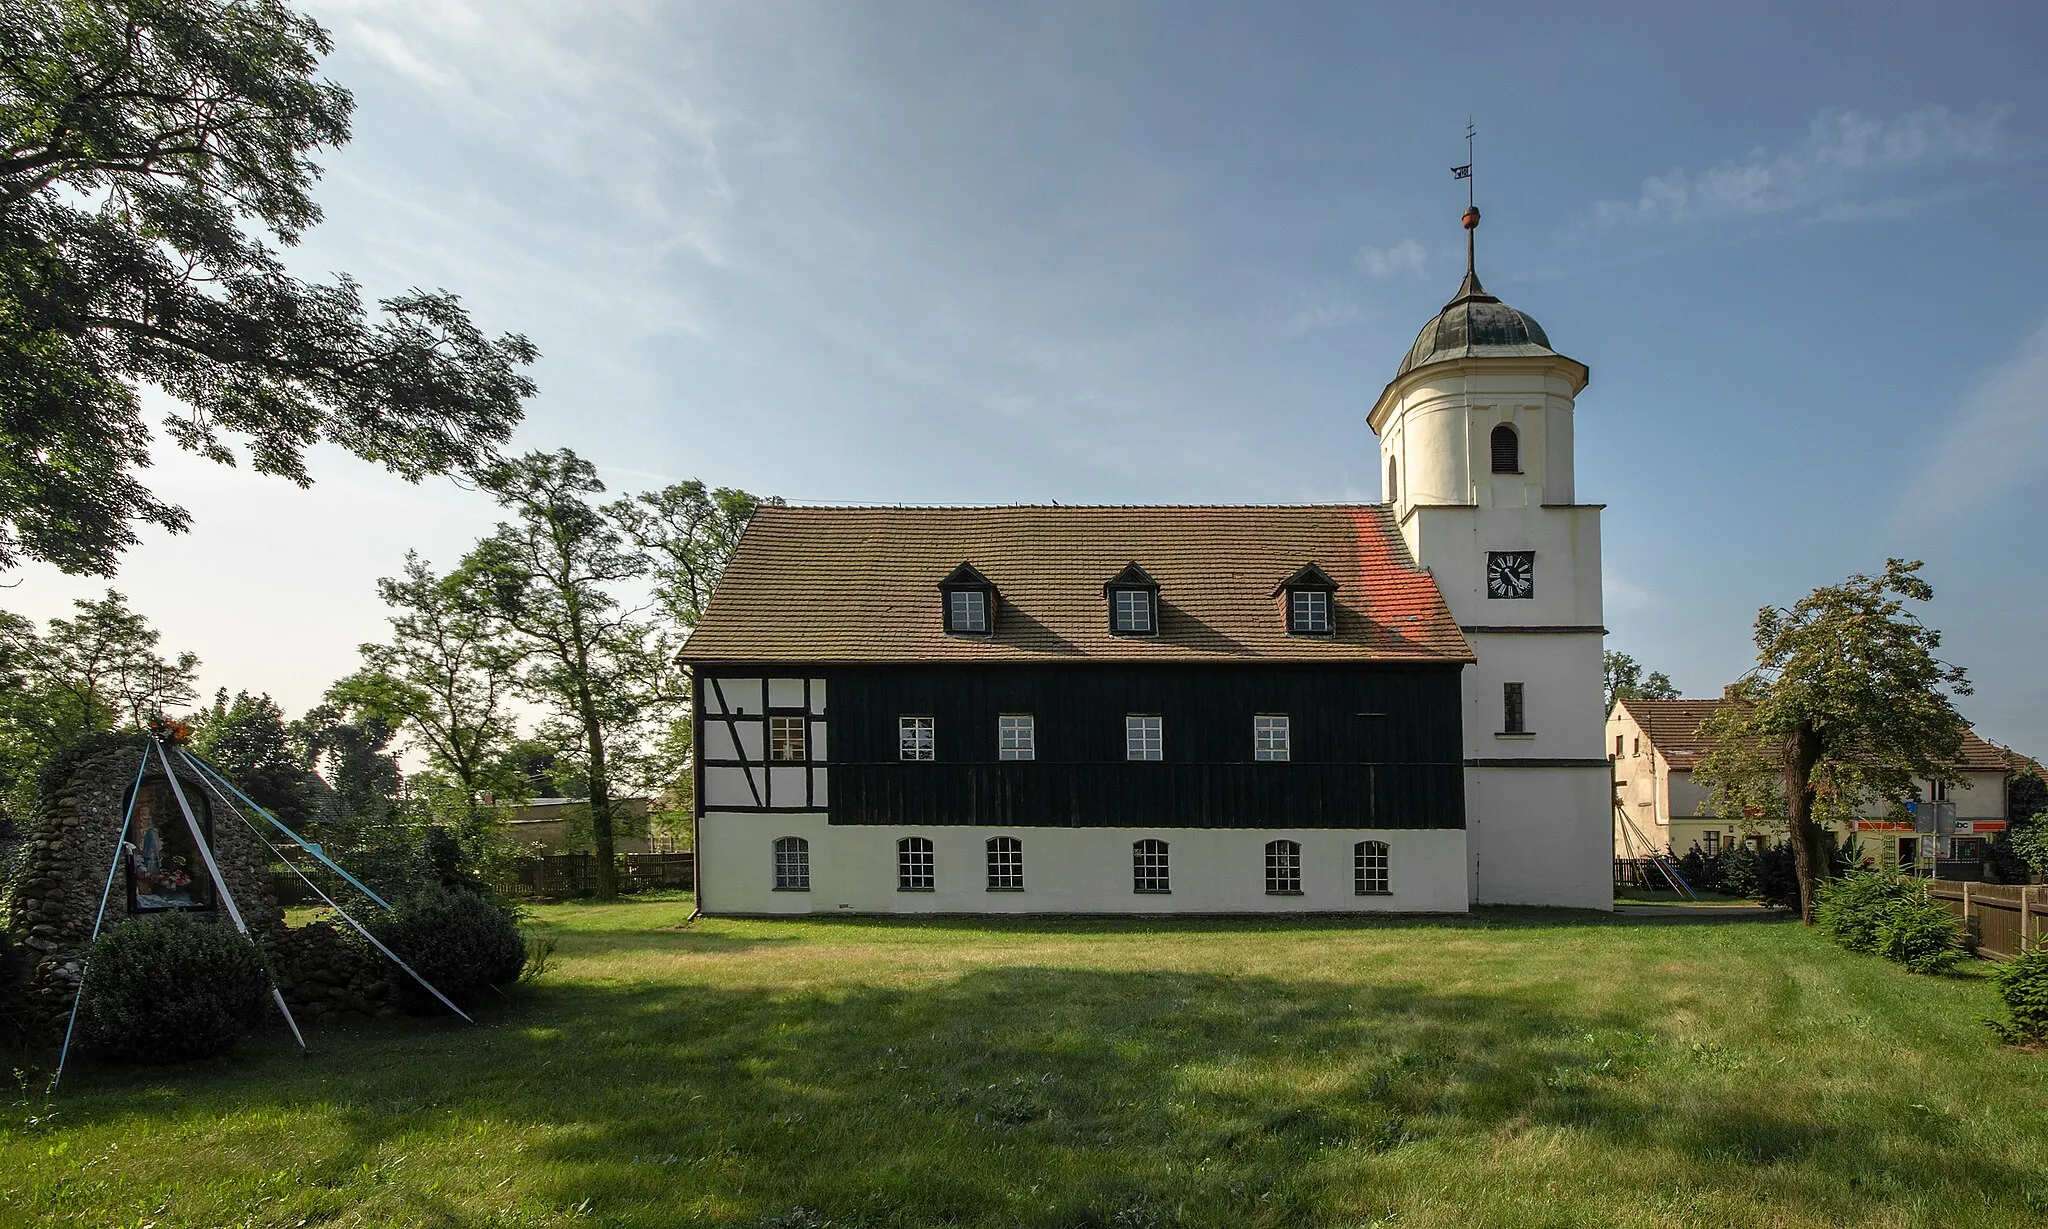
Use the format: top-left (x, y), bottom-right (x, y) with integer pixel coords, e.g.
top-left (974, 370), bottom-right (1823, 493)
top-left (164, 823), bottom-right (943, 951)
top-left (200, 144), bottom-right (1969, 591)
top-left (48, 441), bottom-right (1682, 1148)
top-left (1368, 201), bottom-right (1612, 910)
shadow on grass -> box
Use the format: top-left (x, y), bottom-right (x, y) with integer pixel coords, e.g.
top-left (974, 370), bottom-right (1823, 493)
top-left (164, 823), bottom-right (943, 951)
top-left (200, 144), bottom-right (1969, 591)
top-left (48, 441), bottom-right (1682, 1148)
top-left (30, 961), bottom-right (2039, 1228)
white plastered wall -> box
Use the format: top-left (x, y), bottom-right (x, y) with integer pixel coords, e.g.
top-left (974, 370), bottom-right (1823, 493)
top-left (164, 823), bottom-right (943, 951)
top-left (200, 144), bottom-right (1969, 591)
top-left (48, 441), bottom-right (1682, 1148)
top-left (699, 815), bottom-right (1470, 915)
top-left (1465, 766), bottom-right (1613, 909)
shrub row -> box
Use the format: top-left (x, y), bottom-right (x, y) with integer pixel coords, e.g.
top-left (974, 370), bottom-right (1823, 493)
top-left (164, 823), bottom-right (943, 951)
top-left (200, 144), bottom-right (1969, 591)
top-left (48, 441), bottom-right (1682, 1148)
top-left (1813, 871), bottom-right (1963, 974)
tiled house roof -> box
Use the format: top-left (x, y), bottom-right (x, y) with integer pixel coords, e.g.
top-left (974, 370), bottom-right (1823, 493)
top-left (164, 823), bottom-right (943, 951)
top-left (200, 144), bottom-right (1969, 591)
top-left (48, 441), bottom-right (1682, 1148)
top-left (1616, 698), bottom-right (2012, 774)
top-left (682, 504), bottom-right (1473, 665)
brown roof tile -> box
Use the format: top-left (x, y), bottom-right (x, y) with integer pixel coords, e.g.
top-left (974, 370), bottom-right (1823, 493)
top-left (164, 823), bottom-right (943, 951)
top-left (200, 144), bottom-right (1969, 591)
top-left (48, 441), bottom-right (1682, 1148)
top-left (682, 504), bottom-right (1473, 665)
top-left (1617, 698), bottom-right (2011, 773)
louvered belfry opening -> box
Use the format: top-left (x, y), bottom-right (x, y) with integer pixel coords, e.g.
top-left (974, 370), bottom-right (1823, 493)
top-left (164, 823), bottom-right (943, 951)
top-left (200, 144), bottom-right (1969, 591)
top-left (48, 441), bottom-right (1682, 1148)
top-left (1490, 423), bottom-right (1519, 474)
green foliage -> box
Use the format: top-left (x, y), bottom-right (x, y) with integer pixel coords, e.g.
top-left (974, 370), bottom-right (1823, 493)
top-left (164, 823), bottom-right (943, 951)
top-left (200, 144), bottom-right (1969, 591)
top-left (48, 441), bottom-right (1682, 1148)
top-left (1, 0), bottom-right (535, 575)
top-left (1675, 837), bottom-right (1839, 909)
top-left (1873, 891), bottom-right (1964, 974)
top-left (188, 688), bottom-right (324, 827)
top-left (368, 887), bottom-right (525, 1013)
top-left (2005, 815), bottom-right (2048, 881)
top-left (1696, 560), bottom-right (1972, 921)
top-left (77, 914), bottom-right (269, 1062)
top-left (1990, 949), bottom-right (2048, 1044)
top-left (609, 480), bottom-right (780, 629)
top-left (293, 696), bottom-right (402, 823)
top-left (1814, 871), bottom-right (1913, 953)
top-left (1602, 650), bottom-right (1679, 712)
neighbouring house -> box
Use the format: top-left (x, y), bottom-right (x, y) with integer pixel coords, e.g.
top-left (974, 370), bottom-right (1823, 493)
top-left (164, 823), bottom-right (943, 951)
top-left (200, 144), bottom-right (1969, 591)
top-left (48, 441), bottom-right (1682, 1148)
top-left (1607, 697), bottom-right (2015, 880)
top-left (495, 796), bottom-right (658, 855)
top-left (680, 205), bottom-right (1615, 916)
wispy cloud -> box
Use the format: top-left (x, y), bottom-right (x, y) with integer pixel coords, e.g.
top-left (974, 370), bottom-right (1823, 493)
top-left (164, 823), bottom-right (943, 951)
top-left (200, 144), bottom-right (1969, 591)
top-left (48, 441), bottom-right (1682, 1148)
top-left (1585, 104), bottom-right (2010, 231)
top-left (1895, 317), bottom-right (2048, 534)
top-left (1355, 239), bottom-right (1427, 279)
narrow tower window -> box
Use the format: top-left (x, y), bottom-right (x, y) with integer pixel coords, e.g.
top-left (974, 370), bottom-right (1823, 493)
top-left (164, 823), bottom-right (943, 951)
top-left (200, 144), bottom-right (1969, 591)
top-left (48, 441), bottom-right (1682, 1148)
top-left (1387, 457), bottom-right (1399, 503)
top-left (1503, 682), bottom-right (1526, 734)
top-left (1491, 423), bottom-right (1520, 474)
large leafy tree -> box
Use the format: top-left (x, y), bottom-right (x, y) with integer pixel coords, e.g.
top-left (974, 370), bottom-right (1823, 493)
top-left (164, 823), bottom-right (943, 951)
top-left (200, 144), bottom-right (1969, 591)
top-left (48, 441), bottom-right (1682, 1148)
top-left (187, 687), bottom-right (322, 825)
top-left (1696, 560), bottom-right (1972, 923)
top-left (462, 449), bottom-right (678, 898)
top-left (610, 481), bottom-right (777, 629)
top-left (1603, 650), bottom-right (1679, 712)
top-left (1, 0), bottom-right (536, 574)
top-left (331, 552), bottom-right (520, 809)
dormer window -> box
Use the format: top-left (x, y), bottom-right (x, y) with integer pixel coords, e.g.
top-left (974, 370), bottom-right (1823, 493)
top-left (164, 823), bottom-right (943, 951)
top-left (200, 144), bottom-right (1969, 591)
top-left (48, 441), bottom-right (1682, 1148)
top-left (937, 562), bottom-right (997, 637)
top-left (1102, 562), bottom-right (1160, 637)
top-left (1275, 563), bottom-right (1339, 636)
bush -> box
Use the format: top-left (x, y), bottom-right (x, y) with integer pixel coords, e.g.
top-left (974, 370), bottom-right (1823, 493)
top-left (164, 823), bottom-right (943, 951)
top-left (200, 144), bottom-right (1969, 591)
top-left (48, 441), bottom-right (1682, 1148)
top-left (1991, 949), bottom-right (2048, 1044)
top-left (1872, 890), bottom-right (1964, 975)
top-left (1814, 871), bottom-right (1911, 953)
top-left (368, 888), bottom-right (526, 1015)
top-left (78, 915), bottom-right (269, 1062)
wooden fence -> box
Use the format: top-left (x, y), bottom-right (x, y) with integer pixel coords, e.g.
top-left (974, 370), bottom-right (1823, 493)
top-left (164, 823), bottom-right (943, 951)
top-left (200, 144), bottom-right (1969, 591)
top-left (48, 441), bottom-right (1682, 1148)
top-left (1929, 882), bottom-right (2046, 961)
top-left (515, 852), bottom-right (695, 898)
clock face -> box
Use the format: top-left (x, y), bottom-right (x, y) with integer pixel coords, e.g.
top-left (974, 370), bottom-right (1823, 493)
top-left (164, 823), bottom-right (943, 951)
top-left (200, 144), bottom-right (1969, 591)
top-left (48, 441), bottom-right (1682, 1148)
top-left (1487, 551), bottom-right (1535, 599)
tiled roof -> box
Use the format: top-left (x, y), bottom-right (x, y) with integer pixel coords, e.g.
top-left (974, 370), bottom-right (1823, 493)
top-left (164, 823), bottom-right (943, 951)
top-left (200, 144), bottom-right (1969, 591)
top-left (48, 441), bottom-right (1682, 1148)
top-left (682, 504), bottom-right (1473, 665)
top-left (1617, 698), bottom-right (2013, 774)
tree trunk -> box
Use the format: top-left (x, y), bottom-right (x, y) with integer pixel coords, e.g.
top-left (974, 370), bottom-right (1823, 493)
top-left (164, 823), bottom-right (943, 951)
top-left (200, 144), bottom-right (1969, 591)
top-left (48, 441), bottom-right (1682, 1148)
top-left (1784, 724), bottom-right (1826, 923)
top-left (581, 689), bottom-right (618, 900)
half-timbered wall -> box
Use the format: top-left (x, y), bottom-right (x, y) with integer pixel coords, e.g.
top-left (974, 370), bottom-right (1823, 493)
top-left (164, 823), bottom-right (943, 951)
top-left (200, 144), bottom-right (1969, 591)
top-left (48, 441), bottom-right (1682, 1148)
top-left (700, 675), bottom-right (831, 811)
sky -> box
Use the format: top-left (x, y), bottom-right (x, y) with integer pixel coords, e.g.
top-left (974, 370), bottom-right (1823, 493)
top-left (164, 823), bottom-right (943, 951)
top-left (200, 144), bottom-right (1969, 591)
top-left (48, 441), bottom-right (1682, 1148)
top-left (9, 1), bottom-right (2048, 755)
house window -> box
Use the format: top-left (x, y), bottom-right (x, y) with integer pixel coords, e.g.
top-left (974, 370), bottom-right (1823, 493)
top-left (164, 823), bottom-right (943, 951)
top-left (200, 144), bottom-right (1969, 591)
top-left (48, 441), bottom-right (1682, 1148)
top-left (1254, 715), bottom-right (1291, 762)
top-left (1265, 839), bottom-right (1302, 894)
top-left (1703, 830), bottom-right (1720, 856)
top-left (948, 589), bottom-right (988, 634)
top-left (986, 836), bottom-right (1023, 890)
top-left (999, 714), bottom-right (1035, 761)
top-left (1503, 683), bottom-right (1526, 734)
top-left (1126, 715), bottom-right (1162, 761)
top-left (1929, 779), bottom-right (1950, 803)
top-left (1133, 839), bottom-right (1170, 893)
top-left (1289, 589), bottom-right (1331, 634)
top-left (1632, 737), bottom-right (1640, 757)
top-left (1111, 588), bottom-right (1154, 634)
top-left (1613, 734), bottom-right (1623, 759)
top-left (1491, 423), bottom-right (1520, 473)
top-left (1355, 841), bottom-right (1389, 895)
top-left (897, 837), bottom-right (935, 891)
top-left (899, 716), bottom-right (934, 761)
top-left (772, 837), bottom-right (810, 890)
top-left (770, 716), bottom-right (806, 761)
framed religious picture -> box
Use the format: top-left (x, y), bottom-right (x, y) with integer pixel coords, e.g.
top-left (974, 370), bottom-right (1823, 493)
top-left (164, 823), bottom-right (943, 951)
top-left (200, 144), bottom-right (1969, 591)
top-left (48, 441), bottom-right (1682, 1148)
top-left (124, 776), bottom-right (216, 913)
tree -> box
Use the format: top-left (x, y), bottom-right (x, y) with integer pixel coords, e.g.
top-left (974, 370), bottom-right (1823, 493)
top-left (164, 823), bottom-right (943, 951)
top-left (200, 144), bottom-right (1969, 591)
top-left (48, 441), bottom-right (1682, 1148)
top-left (0, 590), bottom-right (197, 822)
top-left (610, 481), bottom-right (778, 628)
top-left (461, 450), bottom-right (678, 898)
top-left (1603, 650), bottom-right (1679, 712)
top-left (187, 688), bottom-right (322, 826)
top-left (1, 0), bottom-right (537, 574)
top-left (1695, 560), bottom-right (1971, 923)
top-left (332, 552), bottom-right (521, 809)
top-left (294, 695), bottom-right (401, 824)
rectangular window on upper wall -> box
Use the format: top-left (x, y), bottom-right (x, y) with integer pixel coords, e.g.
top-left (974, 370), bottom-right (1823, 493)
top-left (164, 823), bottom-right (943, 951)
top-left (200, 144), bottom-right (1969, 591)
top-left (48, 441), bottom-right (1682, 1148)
top-left (1112, 588), bottom-right (1154, 633)
top-left (1703, 830), bottom-right (1720, 856)
top-left (1253, 715), bottom-right (1290, 762)
top-left (769, 716), bottom-right (807, 761)
top-left (948, 589), bottom-right (987, 634)
top-left (899, 716), bottom-right (934, 761)
top-left (1288, 589), bottom-right (1331, 634)
top-left (1613, 734), bottom-right (1623, 758)
top-left (1126, 715), bottom-right (1162, 761)
top-left (998, 714), bottom-right (1035, 761)
top-left (1929, 779), bottom-right (1950, 803)
top-left (1503, 683), bottom-right (1526, 734)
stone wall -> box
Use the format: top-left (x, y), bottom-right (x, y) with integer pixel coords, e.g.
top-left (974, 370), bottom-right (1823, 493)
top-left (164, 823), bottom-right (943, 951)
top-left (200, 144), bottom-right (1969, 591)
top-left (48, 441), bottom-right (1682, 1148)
top-left (3, 736), bottom-right (285, 1038)
top-left (266, 922), bottom-right (398, 1024)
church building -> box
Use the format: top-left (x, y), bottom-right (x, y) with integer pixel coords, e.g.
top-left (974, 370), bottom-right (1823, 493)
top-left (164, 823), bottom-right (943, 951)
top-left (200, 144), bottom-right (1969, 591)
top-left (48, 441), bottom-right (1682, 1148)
top-left (683, 207), bottom-right (1612, 914)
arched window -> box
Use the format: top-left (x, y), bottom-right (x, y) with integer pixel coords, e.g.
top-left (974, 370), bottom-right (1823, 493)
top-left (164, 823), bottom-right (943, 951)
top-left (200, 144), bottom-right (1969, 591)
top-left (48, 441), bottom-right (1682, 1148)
top-left (1265, 839), bottom-right (1302, 895)
top-left (1490, 423), bottom-right (1520, 474)
top-left (897, 837), bottom-right (934, 891)
top-left (1387, 457), bottom-right (1399, 503)
top-left (1355, 840), bottom-right (1390, 895)
top-left (125, 776), bottom-right (216, 913)
top-left (986, 836), bottom-right (1024, 890)
top-left (773, 836), bottom-right (810, 891)
top-left (1132, 839), bottom-right (1170, 894)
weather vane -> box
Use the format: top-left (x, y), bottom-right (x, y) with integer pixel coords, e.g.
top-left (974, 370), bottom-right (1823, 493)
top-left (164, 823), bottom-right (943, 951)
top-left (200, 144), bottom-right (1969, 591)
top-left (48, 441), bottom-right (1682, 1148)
top-left (1451, 119), bottom-right (1475, 207)
top-left (1452, 119), bottom-right (1479, 279)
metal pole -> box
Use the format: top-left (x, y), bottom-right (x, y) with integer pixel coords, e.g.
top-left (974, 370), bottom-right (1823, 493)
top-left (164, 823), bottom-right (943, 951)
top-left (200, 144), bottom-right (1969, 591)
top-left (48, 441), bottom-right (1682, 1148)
top-left (49, 747), bottom-right (152, 1093)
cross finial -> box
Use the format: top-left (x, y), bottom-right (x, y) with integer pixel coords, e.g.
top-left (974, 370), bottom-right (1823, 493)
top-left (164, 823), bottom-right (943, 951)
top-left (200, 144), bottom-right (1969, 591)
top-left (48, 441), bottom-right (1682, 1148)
top-left (1452, 119), bottom-right (1480, 286)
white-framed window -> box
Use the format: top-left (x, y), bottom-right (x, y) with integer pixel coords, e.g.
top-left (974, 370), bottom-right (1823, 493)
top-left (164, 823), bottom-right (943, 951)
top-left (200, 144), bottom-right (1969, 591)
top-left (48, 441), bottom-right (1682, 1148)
top-left (1125, 715), bottom-right (1162, 761)
top-left (772, 837), bottom-right (810, 890)
top-left (948, 589), bottom-right (987, 633)
top-left (1289, 589), bottom-right (1331, 634)
top-left (1929, 779), bottom-right (1951, 803)
top-left (770, 716), bottom-right (806, 761)
top-left (1112, 588), bottom-right (1154, 633)
top-left (900, 716), bottom-right (934, 761)
top-left (1133, 839), bottom-right (1170, 893)
top-left (999, 714), bottom-right (1035, 761)
top-left (1254, 714), bottom-right (1291, 761)
top-left (897, 837), bottom-right (934, 891)
top-left (986, 836), bottom-right (1023, 890)
top-left (1265, 839), bottom-right (1302, 894)
top-left (1703, 830), bottom-right (1721, 856)
top-left (1355, 840), bottom-right (1389, 895)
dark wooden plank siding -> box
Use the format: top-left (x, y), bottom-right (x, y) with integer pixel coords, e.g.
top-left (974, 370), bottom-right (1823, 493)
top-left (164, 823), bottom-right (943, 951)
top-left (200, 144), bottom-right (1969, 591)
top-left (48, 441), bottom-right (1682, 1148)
top-left (705, 663), bottom-right (1465, 830)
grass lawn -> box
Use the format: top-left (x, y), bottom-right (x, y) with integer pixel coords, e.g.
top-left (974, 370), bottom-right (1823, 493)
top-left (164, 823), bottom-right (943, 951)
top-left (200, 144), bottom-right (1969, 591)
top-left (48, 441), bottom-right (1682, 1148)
top-left (6, 896), bottom-right (2046, 1228)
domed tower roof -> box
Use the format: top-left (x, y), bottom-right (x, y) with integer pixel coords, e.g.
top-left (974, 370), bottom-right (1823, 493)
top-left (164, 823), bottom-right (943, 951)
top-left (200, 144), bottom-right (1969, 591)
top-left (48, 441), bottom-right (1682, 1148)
top-left (1395, 267), bottom-right (1556, 377)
